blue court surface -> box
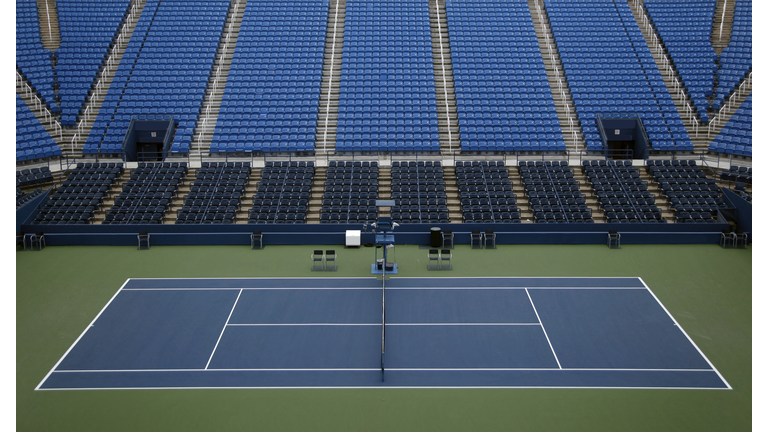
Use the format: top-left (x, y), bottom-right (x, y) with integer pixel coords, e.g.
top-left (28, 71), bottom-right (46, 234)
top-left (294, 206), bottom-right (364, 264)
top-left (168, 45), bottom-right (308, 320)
top-left (37, 277), bottom-right (730, 390)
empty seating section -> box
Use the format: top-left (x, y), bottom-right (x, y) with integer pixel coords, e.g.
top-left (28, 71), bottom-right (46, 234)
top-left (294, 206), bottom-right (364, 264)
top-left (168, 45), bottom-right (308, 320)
top-left (583, 160), bottom-right (663, 223)
top-left (457, 161), bottom-right (520, 223)
top-left (520, 161), bottom-right (593, 223)
top-left (16, 0), bottom-right (58, 113)
top-left (104, 162), bottom-right (185, 224)
top-left (336, 0), bottom-right (440, 152)
top-left (33, 163), bottom-right (123, 225)
top-left (176, 162), bottom-right (250, 224)
top-left (647, 159), bottom-right (723, 223)
top-left (93, 1), bottom-right (228, 155)
top-left (248, 161), bottom-right (314, 224)
top-left (645, 0), bottom-right (716, 123)
top-left (547, 0), bottom-right (691, 152)
top-left (17, 166), bottom-right (54, 187)
top-left (209, 0), bottom-right (327, 155)
top-left (84, 0), bottom-right (162, 154)
top-left (17, 95), bottom-right (62, 162)
top-left (720, 164), bottom-right (751, 184)
top-left (446, 0), bottom-right (564, 152)
top-left (56, 0), bottom-right (130, 126)
top-left (709, 94), bottom-right (751, 155)
top-left (390, 161), bottom-right (449, 223)
top-left (714, 0), bottom-right (751, 110)
top-left (17, 188), bottom-right (43, 208)
top-left (320, 161), bottom-right (379, 224)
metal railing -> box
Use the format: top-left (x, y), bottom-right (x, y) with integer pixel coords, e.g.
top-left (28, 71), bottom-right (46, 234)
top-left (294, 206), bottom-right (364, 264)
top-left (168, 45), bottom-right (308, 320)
top-left (434, 0), bottom-right (454, 153)
top-left (631, 0), bottom-right (700, 137)
top-left (16, 71), bottom-right (63, 141)
top-left (707, 71), bottom-right (751, 136)
top-left (320, 0), bottom-right (343, 154)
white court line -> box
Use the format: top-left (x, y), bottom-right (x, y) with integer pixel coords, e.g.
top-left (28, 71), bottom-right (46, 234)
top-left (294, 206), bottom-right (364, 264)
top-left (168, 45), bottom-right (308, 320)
top-left (205, 289), bottom-right (243, 370)
top-left (36, 385), bottom-right (731, 391)
top-left (51, 367), bottom-right (717, 373)
top-left (525, 288), bottom-right (562, 369)
top-left (226, 323), bottom-right (542, 327)
top-left (35, 278), bottom-right (132, 391)
top-left (639, 277), bottom-right (733, 390)
top-left (122, 286), bottom-right (647, 291)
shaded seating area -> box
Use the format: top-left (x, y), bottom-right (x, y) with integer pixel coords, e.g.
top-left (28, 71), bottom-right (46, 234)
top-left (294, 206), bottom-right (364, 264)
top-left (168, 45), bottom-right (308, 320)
top-left (16, 95), bottom-right (62, 162)
top-left (584, 160), bottom-right (664, 223)
top-left (175, 162), bottom-right (250, 224)
top-left (521, 161), bottom-right (593, 223)
top-left (390, 161), bottom-right (449, 224)
top-left (457, 161), bottom-right (520, 223)
top-left (17, 188), bottom-right (42, 208)
top-left (720, 164), bottom-right (751, 184)
top-left (103, 162), bottom-right (184, 224)
top-left (17, 166), bottom-right (54, 187)
top-left (647, 160), bottom-right (724, 223)
top-left (33, 163), bottom-right (123, 225)
top-left (248, 161), bottom-right (314, 224)
top-left (320, 161), bottom-right (379, 224)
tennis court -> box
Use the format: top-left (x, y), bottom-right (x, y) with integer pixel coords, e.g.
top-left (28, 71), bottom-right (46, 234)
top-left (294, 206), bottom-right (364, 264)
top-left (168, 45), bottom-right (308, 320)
top-left (37, 276), bottom-right (729, 390)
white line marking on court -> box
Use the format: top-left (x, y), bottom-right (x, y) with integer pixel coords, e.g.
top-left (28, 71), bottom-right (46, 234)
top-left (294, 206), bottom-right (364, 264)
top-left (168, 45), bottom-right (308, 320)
top-left (50, 367), bottom-right (715, 373)
top-left (121, 286), bottom-right (647, 291)
top-left (35, 278), bottom-right (132, 391)
top-left (525, 288), bottom-right (562, 369)
top-left (226, 323), bottom-right (542, 327)
top-left (205, 289), bottom-right (243, 370)
top-left (638, 277), bottom-right (733, 390)
top-left (36, 385), bottom-right (732, 391)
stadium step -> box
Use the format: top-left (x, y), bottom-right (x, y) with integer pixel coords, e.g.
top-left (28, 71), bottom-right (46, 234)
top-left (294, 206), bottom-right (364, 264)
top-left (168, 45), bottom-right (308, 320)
top-left (441, 166), bottom-right (461, 222)
top-left (315, 0), bottom-right (346, 154)
top-left (63, 0), bottom-right (147, 157)
top-left (528, 0), bottom-right (585, 154)
top-left (192, 0), bottom-right (246, 158)
top-left (628, 0), bottom-right (708, 151)
top-left (378, 168), bottom-right (392, 218)
top-left (307, 167), bottom-right (327, 224)
top-left (429, 0), bottom-right (461, 154)
top-left (36, 0), bottom-right (60, 51)
top-left (711, 0), bottom-right (735, 55)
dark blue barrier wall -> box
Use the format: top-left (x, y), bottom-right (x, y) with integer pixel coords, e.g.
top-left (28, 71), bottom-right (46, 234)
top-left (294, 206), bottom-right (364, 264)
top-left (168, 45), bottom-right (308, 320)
top-left (16, 188), bottom-right (51, 233)
top-left (597, 117), bottom-right (650, 159)
top-left (722, 188), bottom-right (752, 240)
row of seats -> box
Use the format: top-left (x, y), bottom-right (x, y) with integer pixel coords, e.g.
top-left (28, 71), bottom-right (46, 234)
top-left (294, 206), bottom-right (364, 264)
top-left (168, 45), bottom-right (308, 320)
top-left (548, 0), bottom-right (691, 152)
top-left (56, 0), bottom-right (130, 126)
top-left (645, 0), bottom-right (716, 122)
top-left (447, 1), bottom-right (564, 152)
top-left (583, 160), bottom-right (664, 223)
top-left (709, 95), bottom-right (751, 156)
top-left (175, 162), bottom-right (251, 224)
top-left (209, 0), bottom-right (327, 155)
top-left (104, 162), bottom-right (185, 224)
top-left (713, 0), bottom-right (751, 110)
top-left (16, 95), bottom-right (62, 162)
top-left (336, 0), bottom-right (440, 152)
top-left (16, 0), bottom-right (58, 114)
top-left (390, 161), bottom-right (449, 223)
top-left (457, 161), bottom-right (520, 222)
top-left (519, 161), bottom-right (594, 223)
top-left (17, 166), bottom-right (54, 187)
top-left (320, 161), bottom-right (380, 224)
top-left (646, 160), bottom-right (724, 221)
top-left (248, 161), bottom-right (315, 224)
top-left (17, 188), bottom-right (42, 208)
top-left (720, 165), bottom-right (751, 184)
top-left (32, 163), bottom-right (122, 225)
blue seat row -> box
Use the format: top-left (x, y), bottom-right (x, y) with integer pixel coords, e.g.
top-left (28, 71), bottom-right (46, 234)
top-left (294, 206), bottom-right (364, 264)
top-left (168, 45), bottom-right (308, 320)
top-left (16, 95), bottom-right (62, 162)
top-left (709, 94), bottom-right (751, 156)
top-left (16, 0), bottom-right (58, 114)
top-left (713, 0), bottom-right (751, 110)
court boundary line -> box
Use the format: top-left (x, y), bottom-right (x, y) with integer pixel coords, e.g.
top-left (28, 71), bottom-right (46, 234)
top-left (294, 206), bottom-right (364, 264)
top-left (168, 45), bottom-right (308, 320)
top-left (122, 287), bottom-right (647, 291)
top-left (525, 288), bottom-right (562, 369)
top-left (638, 277), bottom-right (732, 390)
top-left (226, 323), bottom-right (543, 326)
top-left (205, 289), bottom-right (243, 370)
top-left (35, 278), bottom-right (132, 391)
top-left (50, 367), bottom-right (717, 373)
top-left (35, 386), bottom-right (732, 391)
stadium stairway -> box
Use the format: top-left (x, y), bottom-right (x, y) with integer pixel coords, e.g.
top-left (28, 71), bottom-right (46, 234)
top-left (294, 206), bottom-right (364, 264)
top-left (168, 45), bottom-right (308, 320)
top-left (315, 0), bottom-right (346, 155)
top-left (92, 167), bottom-right (133, 224)
top-left (711, 0), bottom-right (735, 55)
top-left (306, 166), bottom-right (327, 224)
top-left (63, 0), bottom-right (146, 157)
top-left (36, 0), bottom-right (60, 51)
top-left (441, 165), bottom-right (462, 222)
top-left (377, 167), bottom-right (392, 218)
top-left (429, 0), bottom-right (461, 154)
top-left (705, 84), bottom-right (751, 155)
top-left (628, 0), bottom-right (708, 152)
top-left (528, 0), bottom-right (585, 154)
top-left (192, 0), bottom-right (245, 158)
